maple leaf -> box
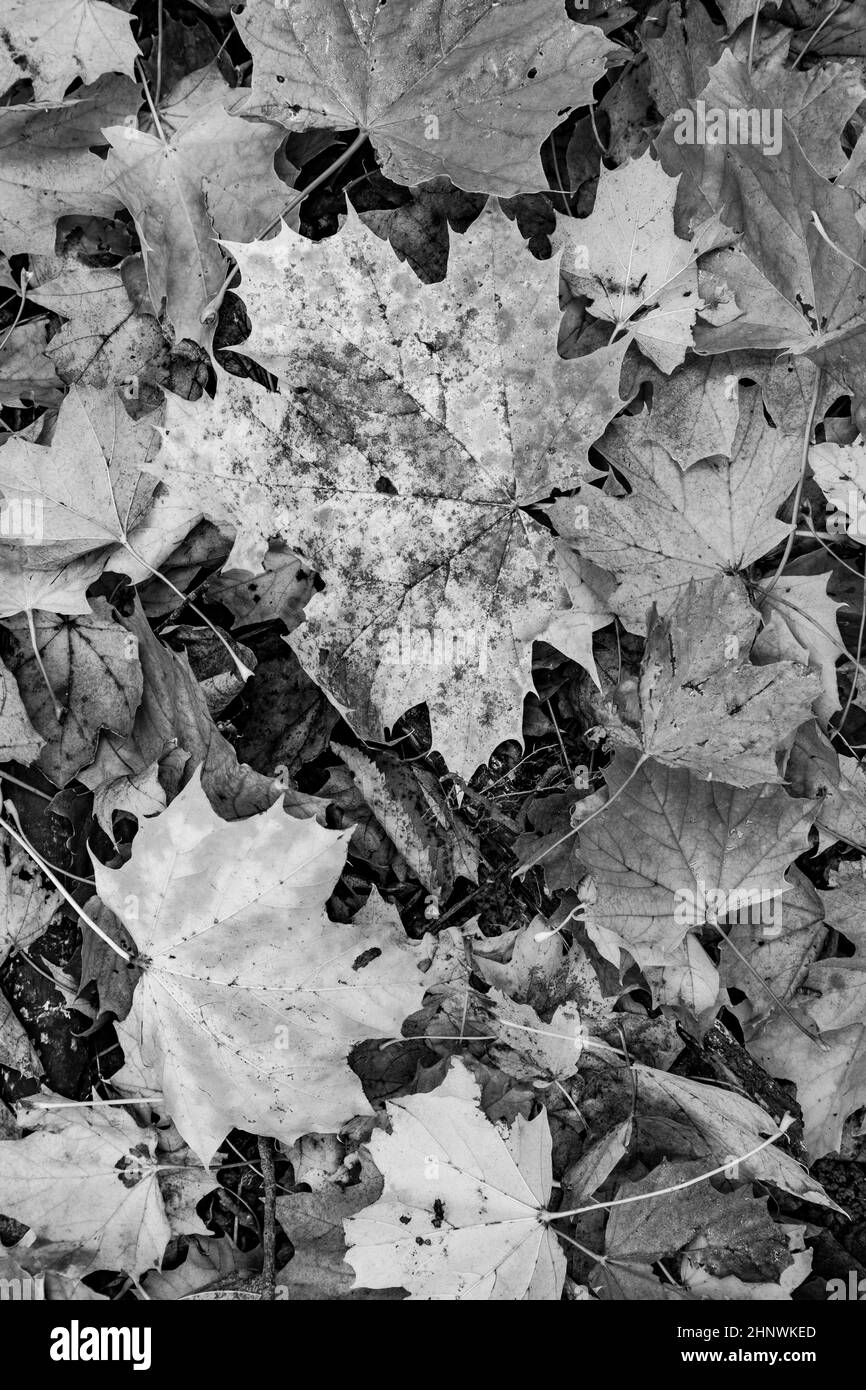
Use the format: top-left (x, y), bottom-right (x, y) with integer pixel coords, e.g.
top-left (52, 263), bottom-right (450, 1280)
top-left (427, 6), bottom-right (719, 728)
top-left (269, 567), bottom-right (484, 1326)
top-left (681, 1225), bottom-right (813, 1302)
top-left (103, 68), bottom-right (299, 345)
top-left (719, 867), bottom-right (826, 1015)
top-left (0, 653), bottom-right (43, 764)
top-left (552, 385), bottom-right (803, 632)
top-left (659, 53), bottom-right (866, 397)
top-left (0, 317), bottom-right (64, 407)
top-left (343, 1059), bottom-right (565, 1300)
top-left (624, 353), bottom-right (740, 469)
top-left (0, 384), bottom-right (160, 565)
top-left (155, 203), bottom-right (627, 778)
top-left (633, 1064), bottom-right (838, 1209)
top-left (593, 1159), bottom-right (797, 1300)
top-left (234, 0), bottom-right (618, 198)
top-left (753, 57), bottom-right (866, 179)
top-left (79, 594), bottom-right (319, 821)
top-left (0, 1239), bottom-right (110, 1301)
top-left (554, 152), bottom-right (700, 373)
top-left (607, 575), bottom-right (820, 786)
top-left (0, 0), bottom-right (139, 101)
top-left (753, 569), bottom-right (843, 729)
top-left (5, 600), bottom-right (143, 788)
top-left (31, 254), bottom-right (166, 390)
top-left (0, 76), bottom-right (133, 254)
top-left (749, 863), bottom-right (866, 1157)
top-left (0, 552), bottom-right (102, 624)
top-left (0, 1101), bottom-right (198, 1276)
top-left (576, 751), bottom-right (816, 972)
top-left (275, 1150), bottom-right (390, 1300)
top-left (99, 771), bottom-right (426, 1165)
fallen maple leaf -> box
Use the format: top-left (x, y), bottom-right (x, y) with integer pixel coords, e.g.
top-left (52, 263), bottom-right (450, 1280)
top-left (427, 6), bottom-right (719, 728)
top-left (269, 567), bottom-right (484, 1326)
top-left (0, 653), bottom-right (43, 763)
top-left (0, 834), bottom-right (61, 964)
top-left (343, 1059), bottom-right (565, 1300)
top-left (749, 862), bottom-right (866, 1157)
top-left (79, 594), bottom-right (318, 821)
top-left (0, 0), bottom-right (139, 101)
top-left (576, 750), bottom-right (816, 972)
top-left (625, 353), bottom-right (740, 469)
top-left (607, 574), bottom-right (820, 785)
top-left (555, 151), bottom-right (700, 373)
top-left (104, 67), bottom-right (299, 345)
top-left (552, 385), bottom-right (804, 632)
top-left (660, 53), bottom-right (866, 398)
top-left (0, 76), bottom-right (134, 255)
top-left (633, 1064), bottom-right (838, 1209)
top-left (5, 600), bottom-right (143, 788)
top-left (31, 254), bottom-right (166, 390)
top-left (234, 0), bottom-right (618, 197)
top-left (155, 203), bottom-right (626, 778)
top-left (332, 742), bottom-right (480, 901)
top-left (0, 383), bottom-right (160, 564)
top-left (0, 1099), bottom-right (198, 1276)
top-left (99, 771), bottom-right (426, 1164)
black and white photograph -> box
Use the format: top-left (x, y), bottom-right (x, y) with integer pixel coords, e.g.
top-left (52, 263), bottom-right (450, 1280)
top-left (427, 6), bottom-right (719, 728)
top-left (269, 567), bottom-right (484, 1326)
top-left (0, 0), bottom-right (865, 1356)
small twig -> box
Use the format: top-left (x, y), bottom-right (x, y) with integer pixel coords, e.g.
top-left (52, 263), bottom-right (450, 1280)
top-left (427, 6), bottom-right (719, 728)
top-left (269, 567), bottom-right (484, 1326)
top-left (513, 753), bottom-right (649, 878)
top-left (792, 0), bottom-right (841, 68)
top-left (258, 1136), bottom-right (277, 1301)
top-left (0, 808), bottom-right (132, 963)
top-left (0, 268), bottom-right (32, 357)
top-left (0, 771), bottom-right (52, 803)
top-left (747, 0), bottom-right (763, 72)
top-left (155, 0), bottom-right (164, 107)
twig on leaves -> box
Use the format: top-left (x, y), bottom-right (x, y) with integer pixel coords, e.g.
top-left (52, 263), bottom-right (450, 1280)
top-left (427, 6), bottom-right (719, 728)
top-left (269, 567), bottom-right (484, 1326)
top-left (512, 753), bottom-right (649, 878)
top-left (544, 1114), bottom-right (795, 1221)
top-left (0, 804), bottom-right (132, 963)
top-left (258, 1136), bottom-right (277, 1300)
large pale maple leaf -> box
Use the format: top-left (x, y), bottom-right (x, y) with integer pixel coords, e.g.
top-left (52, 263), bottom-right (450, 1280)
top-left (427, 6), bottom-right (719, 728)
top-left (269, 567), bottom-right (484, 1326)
top-left (344, 1060), bottom-right (565, 1300)
top-left (155, 203), bottom-right (627, 778)
top-left (0, 0), bottom-right (139, 102)
top-left (0, 1102), bottom-right (209, 1277)
top-left (99, 772), bottom-right (426, 1165)
top-left (234, 0), bottom-right (618, 197)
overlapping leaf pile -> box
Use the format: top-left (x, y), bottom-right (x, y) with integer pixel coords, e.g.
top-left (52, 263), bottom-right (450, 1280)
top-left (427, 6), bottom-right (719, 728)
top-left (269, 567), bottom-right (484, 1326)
top-left (3, 0), bottom-right (866, 1303)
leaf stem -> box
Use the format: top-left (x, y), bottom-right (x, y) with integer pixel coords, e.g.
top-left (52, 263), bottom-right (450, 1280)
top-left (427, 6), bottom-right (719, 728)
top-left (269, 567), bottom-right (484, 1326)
top-left (544, 1115), bottom-right (794, 1221)
top-left (512, 753), bottom-right (649, 878)
top-left (0, 808), bottom-right (132, 963)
